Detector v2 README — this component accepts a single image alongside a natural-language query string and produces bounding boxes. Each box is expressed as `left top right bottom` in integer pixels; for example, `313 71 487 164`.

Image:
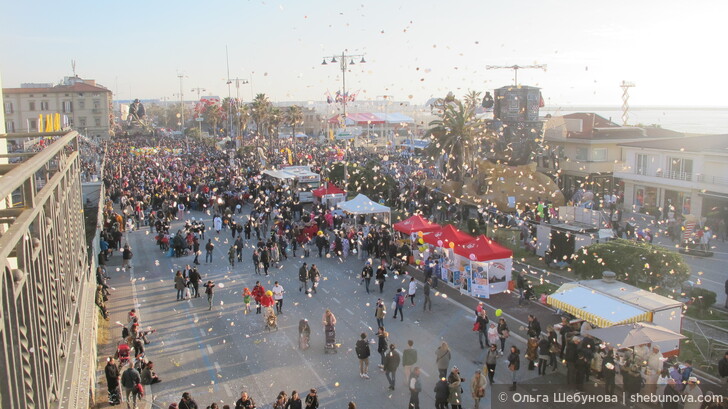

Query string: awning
337 194 390 215
312 184 346 198
372 112 415 124
422 224 474 247
547 284 652 328
393 215 441 234
454 234 512 262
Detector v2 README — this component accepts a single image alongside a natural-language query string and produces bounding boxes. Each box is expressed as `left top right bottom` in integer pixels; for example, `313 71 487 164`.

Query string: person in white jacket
408 277 417 306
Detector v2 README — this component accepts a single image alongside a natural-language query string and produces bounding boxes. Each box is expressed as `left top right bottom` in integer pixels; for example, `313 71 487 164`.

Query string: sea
541 106 728 135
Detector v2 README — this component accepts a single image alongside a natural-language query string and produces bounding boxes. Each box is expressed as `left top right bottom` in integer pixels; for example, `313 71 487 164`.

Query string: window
634 185 658 208
592 148 607 161
575 147 588 161
62 101 73 113
29 101 36 111
79 117 87 127
40 101 49 111
78 99 85 109
3 101 13 114
94 117 101 127
636 153 648 175
667 157 693 181
93 100 101 110
5 120 15 132
29 119 37 130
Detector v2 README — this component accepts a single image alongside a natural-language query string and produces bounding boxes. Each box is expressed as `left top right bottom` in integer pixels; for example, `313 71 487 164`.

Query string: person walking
355 332 371 379
434 376 449 409
122 244 133 270
392 288 405 321
121 364 141 409
205 239 214 263
516 271 527 305
408 366 422 409
298 263 309 293
436 341 452 379
304 389 319 409
484 344 499 385
407 277 417 306
174 271 186 301
718 350 728 381
228 246 236 267
447 367 463 409
375 263 387 293
234 391 255 409
537 335 550 375
204 280 215 310
272 281 285 314
526 315 541 338
284 391 301 409
178 392 199 409
377 327 389 370
308 264 320 294
192 238 201 265
105 357 121 404
375 299 386 328
384 343 401 390
361 261 373 294
476 310 489 349
252 281 265 314
471 369 487 409
508 345 520 391
260 247 270 276
252 250 261 275
188 267 201 298
423 278 432 312
402 339 418 386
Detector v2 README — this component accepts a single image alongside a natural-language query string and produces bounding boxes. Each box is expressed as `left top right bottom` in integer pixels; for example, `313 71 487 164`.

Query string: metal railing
0 130 95 409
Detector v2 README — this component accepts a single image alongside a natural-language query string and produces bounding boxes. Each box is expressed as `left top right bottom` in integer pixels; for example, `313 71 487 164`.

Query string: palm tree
425 93 481 182
250 93 272 148
202 101 223 136
236 103 250 139
284 105 304 164
464 90 482 112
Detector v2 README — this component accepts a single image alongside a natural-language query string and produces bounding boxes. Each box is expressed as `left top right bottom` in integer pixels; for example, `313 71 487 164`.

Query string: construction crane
485 64 547 86
620 80 635 126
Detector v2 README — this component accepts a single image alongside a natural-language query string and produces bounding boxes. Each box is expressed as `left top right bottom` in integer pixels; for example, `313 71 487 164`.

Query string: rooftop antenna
620 80 635 126
71 60 77 77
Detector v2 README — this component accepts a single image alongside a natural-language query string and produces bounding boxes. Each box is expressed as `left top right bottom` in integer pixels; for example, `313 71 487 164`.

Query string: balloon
449 242 456 249
418 238 424 244
415 259 421 265
419 246 427 252
469 253 476 261
495 309 503 317
417 231 423 238
437 240 443 247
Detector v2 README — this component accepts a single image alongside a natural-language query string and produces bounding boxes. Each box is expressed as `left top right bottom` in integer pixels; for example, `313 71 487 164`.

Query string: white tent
337 194 390 223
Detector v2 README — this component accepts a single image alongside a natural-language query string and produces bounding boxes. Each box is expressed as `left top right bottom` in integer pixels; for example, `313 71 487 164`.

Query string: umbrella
584 322 686 349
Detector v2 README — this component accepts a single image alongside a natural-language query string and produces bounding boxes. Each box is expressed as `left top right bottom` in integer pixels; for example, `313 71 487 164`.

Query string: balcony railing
615 164 728 187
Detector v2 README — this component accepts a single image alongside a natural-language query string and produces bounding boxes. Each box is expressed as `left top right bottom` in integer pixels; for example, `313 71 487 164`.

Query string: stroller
264 307 278 331
299 319 311 350
115 342 131 369
324 324 337 354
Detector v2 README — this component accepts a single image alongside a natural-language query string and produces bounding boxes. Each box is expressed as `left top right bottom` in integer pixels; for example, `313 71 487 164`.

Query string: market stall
337 194 391 224
312 184 347 208
547 273 683 355
393 215 441 235
452 235 513 298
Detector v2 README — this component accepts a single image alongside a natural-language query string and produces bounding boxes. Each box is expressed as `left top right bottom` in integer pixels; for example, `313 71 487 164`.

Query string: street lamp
322 51 366 189
191 87 206 135
177 74 189 153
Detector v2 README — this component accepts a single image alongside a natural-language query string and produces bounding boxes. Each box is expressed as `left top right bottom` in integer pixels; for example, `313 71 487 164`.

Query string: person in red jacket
251 281 265 314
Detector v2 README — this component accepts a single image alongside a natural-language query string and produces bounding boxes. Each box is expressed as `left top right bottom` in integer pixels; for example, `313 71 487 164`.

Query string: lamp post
227 77 249 143
377 95 394 148
191 87 206 135
177 74 188 153
321 51 366 190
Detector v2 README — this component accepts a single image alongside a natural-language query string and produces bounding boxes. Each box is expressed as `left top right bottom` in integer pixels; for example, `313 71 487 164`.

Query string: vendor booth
313 184 346 208
452 235 513 298
415 225 474 288
535 206 615 260
337 194 391 224
393 215 440 235
547 272 683 355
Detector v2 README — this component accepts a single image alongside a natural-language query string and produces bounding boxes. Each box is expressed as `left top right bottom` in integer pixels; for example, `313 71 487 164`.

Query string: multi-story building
3 76 113 139
614 134 728 221
539 113 682 200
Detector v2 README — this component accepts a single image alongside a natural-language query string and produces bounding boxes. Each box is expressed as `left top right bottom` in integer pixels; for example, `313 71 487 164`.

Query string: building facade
539 113 682 201
614 134 728 221
3 76 114 139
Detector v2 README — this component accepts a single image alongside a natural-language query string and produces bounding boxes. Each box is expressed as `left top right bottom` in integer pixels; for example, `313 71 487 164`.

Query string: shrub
686 287 717 312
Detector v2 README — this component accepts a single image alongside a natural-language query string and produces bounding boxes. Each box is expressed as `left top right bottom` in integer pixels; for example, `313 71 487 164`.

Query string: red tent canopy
422 225 474 247
454 235 513 262
393 215 441 234
312 184 346 198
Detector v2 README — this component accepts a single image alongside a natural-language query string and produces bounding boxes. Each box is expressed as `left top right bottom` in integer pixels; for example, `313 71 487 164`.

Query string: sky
1 0 726 107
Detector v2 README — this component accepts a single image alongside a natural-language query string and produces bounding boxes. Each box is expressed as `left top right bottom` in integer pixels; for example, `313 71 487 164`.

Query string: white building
614 134 728 220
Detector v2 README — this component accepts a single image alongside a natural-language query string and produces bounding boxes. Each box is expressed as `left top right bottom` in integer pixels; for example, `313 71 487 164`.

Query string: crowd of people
91 133 725 409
